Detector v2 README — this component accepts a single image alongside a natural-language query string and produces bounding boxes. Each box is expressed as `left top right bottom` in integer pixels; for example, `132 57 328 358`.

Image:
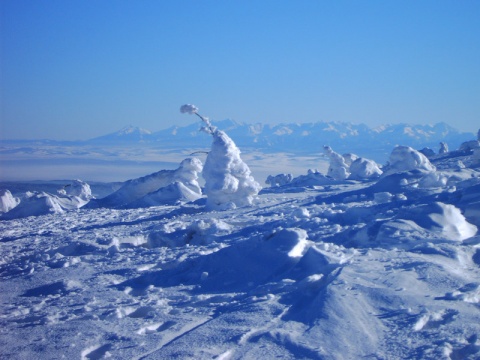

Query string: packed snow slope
1 145 480 359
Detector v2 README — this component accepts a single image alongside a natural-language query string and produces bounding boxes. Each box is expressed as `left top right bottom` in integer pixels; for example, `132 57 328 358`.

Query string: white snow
324 145 350 180
87 157 203 208
1 125 480 359
382 145 436 176
0 189 19 213
203 129 261 210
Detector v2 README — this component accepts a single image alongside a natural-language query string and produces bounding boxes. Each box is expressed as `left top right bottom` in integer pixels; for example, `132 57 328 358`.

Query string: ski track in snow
2 149 480 359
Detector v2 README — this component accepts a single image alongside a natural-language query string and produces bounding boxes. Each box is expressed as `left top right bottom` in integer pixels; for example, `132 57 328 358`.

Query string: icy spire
180 104 261 210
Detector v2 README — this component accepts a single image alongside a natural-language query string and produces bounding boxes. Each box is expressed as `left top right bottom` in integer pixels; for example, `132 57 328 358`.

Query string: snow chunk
203 129 261 210
0 189 20 213
383 146 436 176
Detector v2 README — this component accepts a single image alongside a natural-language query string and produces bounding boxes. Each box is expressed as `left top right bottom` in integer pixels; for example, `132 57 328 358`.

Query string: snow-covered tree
382 145 436 176
181 104 261 210
439 142 449 154
323 146 350 180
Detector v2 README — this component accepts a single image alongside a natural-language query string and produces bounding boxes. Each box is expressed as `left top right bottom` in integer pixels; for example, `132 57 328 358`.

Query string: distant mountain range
86 120 475 162
2 121 475 163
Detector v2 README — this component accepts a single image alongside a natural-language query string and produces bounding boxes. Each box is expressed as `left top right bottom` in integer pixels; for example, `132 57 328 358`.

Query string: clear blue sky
1 0 479 140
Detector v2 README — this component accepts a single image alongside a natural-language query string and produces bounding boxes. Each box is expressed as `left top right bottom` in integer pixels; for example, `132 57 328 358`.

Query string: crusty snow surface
2 149 480 359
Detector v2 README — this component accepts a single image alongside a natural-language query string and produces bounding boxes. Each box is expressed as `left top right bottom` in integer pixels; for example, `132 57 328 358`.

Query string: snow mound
203 130 261 210
383 145 436 176
57 179 93 205
265 173 293 187
348 157 383 180
1 180 94 219
291 169 338 186
0 189 20 213
459 140 479 152
1 192 65 219
397 202 477 241
89 158 203 208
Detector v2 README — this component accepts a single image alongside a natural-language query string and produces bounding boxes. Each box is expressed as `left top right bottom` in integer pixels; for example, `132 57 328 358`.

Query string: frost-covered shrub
57 179 93 204
203 128 261 210
382 146 436 176
439 142 449 154
181 104 261 210
0 189 20 213
266 173 293 187
348 158 383 180
89 157 203 208
342 153 359 167
290 169 335 186
323 146 350 180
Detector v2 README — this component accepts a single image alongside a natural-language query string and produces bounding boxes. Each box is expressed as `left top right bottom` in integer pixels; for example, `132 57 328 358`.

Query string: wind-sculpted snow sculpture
439 142 449 154
181 104 261 210
87 157 203 208
382 145 436 176
348 157 383 180
0 189 20 213
323 146 350 180
265 173 293 187
57 179 93 205
1 180 94 219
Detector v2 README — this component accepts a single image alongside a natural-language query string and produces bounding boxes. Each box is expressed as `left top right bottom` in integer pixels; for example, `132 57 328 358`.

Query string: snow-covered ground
1 133 480 359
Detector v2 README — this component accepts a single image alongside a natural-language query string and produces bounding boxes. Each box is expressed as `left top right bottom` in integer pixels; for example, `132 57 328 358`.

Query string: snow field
1 125 480 358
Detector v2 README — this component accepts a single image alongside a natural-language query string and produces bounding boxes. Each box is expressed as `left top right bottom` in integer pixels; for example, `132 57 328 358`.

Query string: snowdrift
1 180 92 220
1 127 480 359
86 157 203 209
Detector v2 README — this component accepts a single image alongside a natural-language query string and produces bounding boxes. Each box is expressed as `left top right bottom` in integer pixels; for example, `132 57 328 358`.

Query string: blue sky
1 0 479 140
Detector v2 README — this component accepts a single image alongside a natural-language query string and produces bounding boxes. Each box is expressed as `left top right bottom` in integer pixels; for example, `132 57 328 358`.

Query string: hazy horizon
1 1 479 141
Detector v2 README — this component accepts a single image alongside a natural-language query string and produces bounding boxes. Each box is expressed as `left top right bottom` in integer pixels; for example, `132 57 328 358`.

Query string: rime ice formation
128 158 203 207
439 142 449 154
382 145 436 176
1 180 94 219
88 158 203 208
265 173 293 187
0 189 19 213
342 153 359 167
57 179 93 205
323 145 350 180
203 129 261 210
348 157 383 180
180 104 261 210
1 192 66 219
